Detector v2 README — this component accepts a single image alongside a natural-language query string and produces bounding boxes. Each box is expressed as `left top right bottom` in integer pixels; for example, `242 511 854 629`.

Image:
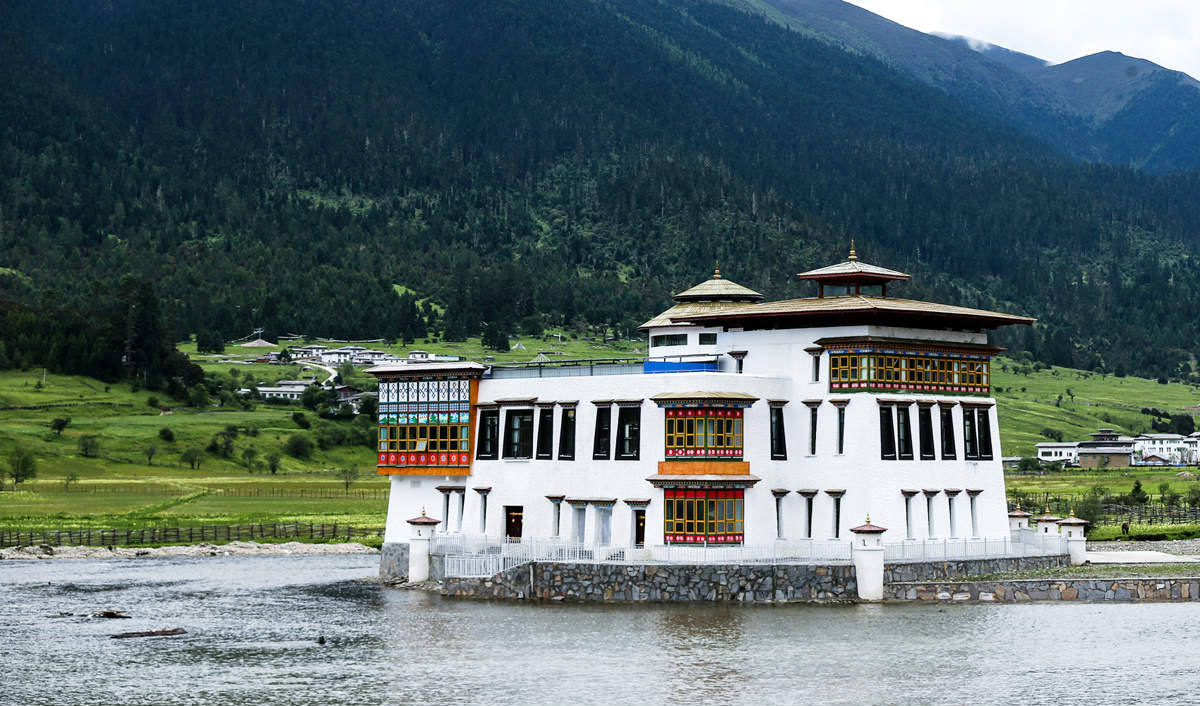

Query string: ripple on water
1 556 1197 706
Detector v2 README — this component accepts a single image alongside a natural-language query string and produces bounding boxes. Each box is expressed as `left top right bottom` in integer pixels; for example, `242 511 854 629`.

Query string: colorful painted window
664 408 744 458
663 489 744 544
827 353 990 393
376 378 472 468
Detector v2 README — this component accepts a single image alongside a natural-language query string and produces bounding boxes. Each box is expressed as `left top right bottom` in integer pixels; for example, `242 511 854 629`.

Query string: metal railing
439 536 854 577
439 531 1069 578
882 532 1068 563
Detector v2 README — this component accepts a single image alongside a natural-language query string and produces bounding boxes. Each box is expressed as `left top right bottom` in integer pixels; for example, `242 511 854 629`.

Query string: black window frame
592 406 611 460
769 406 788 460
896 404 914 460
965 407 993 460
811 353 821 383
557 407 576 460
476 409 500 460
615 406 641 460
939 406 957 460
917 405 935 460
808 405 818 455
698 333 718 345
836 405 846 455
503 409 534 459
536 407 554 459
879 406 897 460
650 334 687 348
963 407 979 460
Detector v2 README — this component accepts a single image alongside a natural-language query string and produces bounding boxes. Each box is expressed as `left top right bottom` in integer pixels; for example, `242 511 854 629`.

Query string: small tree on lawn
7 447 37 490
63 470 79 492
159 427 175 442
335 466 359 491
50 417 71 435
266 451 282 474
242 447 259 471
78 435 100 458
143 442 158 466
180 447 205 470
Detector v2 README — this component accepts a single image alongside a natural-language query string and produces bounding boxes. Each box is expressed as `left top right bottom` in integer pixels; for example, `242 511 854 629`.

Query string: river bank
0 540 378 561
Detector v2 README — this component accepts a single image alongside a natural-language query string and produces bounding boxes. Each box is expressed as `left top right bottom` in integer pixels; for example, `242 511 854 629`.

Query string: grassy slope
992 358 1199 457
3 353 1197 532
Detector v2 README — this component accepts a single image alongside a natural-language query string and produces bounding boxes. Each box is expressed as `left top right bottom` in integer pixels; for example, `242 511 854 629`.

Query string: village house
369 250 1034 553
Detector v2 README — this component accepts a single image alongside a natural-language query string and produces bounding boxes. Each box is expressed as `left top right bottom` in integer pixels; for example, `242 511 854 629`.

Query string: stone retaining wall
889 577 1200 602
442 562 857 602
379 542 409 582
884 555 1069 583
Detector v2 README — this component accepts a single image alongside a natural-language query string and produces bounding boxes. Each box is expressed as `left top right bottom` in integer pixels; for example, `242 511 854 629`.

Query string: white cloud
844 0 1200 77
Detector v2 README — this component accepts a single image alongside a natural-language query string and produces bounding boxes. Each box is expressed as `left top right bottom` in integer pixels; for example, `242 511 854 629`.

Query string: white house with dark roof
369 249 1035 567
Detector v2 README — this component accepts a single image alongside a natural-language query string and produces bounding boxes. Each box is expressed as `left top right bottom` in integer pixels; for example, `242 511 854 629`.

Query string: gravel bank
1088 539 1200 556
0 541 379 561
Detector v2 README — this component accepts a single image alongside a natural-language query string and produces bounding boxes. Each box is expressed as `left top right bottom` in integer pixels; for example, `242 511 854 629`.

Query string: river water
1 554 1197 705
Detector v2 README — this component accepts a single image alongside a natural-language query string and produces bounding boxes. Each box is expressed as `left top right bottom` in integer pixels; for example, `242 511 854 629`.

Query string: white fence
438 536 854 578
882 532 1068 563
438 531 1069 578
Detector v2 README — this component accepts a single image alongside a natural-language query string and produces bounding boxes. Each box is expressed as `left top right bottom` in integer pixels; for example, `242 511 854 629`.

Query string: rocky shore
0 541 378 561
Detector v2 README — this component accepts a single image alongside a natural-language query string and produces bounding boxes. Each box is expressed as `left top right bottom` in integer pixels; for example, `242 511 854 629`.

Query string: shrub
50 417 71 435
147 396 159 408
158 427 175 442
1039 427 1063 442
285 434 314 460
292 412 311 429
77 435 100 458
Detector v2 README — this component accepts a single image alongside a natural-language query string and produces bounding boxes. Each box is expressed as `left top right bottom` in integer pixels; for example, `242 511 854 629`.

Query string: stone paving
1088 539 1200 556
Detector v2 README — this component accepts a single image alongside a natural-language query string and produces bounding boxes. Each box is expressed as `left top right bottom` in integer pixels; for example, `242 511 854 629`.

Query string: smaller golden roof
639 300 749 330
672 269 764 303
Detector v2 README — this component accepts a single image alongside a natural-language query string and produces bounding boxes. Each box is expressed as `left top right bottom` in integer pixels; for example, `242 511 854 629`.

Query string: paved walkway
1085 550 1199 564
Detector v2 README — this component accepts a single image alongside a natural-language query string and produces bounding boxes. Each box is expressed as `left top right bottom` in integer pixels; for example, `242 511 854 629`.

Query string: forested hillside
2 0 1200 381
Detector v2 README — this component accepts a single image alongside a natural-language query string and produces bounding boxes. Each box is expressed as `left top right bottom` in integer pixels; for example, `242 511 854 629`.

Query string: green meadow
2 350 1199 538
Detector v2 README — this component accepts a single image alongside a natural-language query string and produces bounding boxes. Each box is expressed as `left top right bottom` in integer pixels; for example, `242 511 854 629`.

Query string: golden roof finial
1015 503 1022 511
713 261 722 279
421 506 426 516
848 240 858 261
865 514 871 524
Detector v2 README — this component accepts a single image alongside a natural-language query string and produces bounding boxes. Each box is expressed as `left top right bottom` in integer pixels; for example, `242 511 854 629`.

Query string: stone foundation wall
379 542 409 582
442 562 857 602
884 555 1069 583
889 577 1200 602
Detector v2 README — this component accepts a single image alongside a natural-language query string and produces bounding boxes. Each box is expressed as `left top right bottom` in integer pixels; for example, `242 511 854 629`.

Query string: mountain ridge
2 0 1200 382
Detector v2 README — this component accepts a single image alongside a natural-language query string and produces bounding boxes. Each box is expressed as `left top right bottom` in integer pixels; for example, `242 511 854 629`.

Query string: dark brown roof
673 295 1034 330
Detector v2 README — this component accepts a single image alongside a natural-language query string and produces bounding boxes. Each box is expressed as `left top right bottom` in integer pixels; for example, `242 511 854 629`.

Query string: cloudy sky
843 1 1200 78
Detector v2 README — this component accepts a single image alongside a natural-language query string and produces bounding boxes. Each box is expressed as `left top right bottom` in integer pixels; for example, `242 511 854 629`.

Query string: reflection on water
1 555 1197 705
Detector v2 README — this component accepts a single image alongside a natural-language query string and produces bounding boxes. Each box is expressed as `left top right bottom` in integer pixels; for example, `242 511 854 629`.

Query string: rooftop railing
486 355 721 379
439 531 1068 578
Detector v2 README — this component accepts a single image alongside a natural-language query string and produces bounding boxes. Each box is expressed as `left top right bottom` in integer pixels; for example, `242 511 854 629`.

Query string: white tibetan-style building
369 250 1033 556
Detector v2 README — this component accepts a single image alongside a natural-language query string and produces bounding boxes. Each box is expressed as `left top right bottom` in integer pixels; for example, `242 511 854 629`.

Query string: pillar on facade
1032 507 1063 535
1057 511 1090 565
850 516 887 602
1008 504 1031 531
406 510 441 583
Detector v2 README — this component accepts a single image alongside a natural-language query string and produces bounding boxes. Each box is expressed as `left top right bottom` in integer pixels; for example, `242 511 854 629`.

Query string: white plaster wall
382 323 1013 547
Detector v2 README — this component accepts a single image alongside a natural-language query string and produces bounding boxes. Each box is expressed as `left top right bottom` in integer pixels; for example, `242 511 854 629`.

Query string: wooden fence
0 522 383 549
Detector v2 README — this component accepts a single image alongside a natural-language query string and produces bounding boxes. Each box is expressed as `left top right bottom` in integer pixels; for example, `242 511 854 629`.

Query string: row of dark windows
879 404 993 461
476 406 640 461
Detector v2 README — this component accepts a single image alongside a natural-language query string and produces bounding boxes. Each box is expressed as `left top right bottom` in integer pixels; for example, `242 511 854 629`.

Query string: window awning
645 474 761 488
650 391 759 408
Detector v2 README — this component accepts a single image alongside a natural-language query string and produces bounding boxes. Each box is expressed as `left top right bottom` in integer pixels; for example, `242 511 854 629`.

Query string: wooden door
505 506 523 540
634 509 646 547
